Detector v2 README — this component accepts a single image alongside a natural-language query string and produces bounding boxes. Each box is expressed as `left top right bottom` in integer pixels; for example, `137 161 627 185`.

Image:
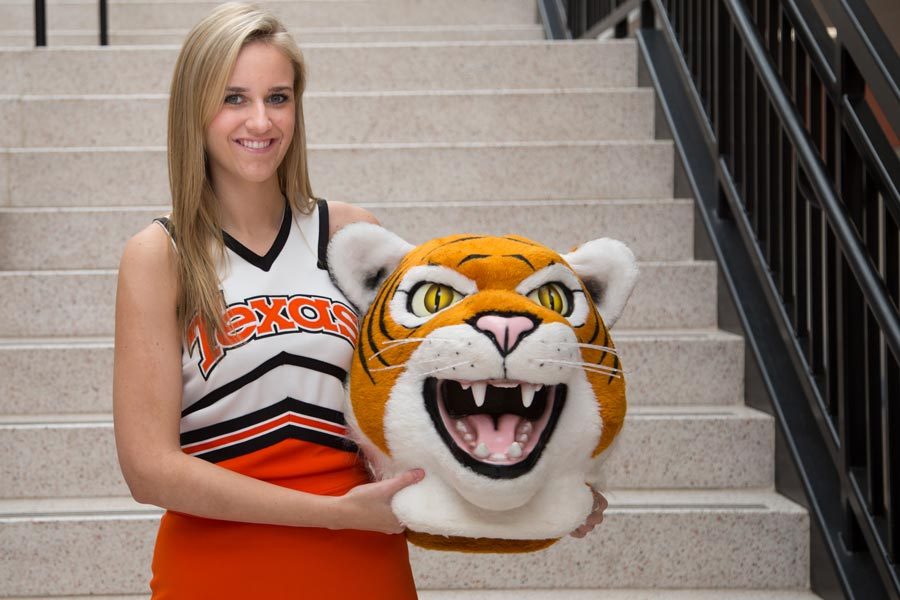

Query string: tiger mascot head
329 224 638 553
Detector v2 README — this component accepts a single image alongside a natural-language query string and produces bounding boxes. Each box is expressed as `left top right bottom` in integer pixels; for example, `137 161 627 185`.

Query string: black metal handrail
34 0 109 46
539 0 900 597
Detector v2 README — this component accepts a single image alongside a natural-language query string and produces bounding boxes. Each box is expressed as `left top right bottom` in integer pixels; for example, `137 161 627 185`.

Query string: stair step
0 490 809 595
0 330 743 415
0 41 638 95
0 88 655 147
0 593 823 600
0 141 673 207
0 405 772 498
0 199 692 270
0 261 716 337
0 0 538 32
0 24 546 46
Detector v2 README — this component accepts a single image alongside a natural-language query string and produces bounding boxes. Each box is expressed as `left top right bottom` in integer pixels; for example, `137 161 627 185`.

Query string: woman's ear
327 223 414 314
563 238 639 329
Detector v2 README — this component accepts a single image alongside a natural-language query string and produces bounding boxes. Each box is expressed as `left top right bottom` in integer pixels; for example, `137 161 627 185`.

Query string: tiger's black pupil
425 284 451 312
539 284 564 313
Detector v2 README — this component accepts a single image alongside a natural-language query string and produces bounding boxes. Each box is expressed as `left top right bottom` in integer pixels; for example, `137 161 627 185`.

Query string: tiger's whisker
532 358 627 376
368 356 452 372
367 337 464 362
417 361 473 378
551 342 619 354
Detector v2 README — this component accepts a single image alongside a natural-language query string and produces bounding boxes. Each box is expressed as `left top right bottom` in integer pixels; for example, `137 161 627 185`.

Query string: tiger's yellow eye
410 283 462 317
528 283 571 315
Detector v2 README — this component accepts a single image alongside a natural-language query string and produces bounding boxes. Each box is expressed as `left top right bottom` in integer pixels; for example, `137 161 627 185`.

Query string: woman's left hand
570 487 608 538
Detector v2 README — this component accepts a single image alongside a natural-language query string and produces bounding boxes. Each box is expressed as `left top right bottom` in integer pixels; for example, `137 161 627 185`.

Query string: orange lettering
332 303 359 346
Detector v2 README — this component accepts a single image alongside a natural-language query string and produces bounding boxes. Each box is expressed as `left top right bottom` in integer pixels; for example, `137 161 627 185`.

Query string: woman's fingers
570 487 608 538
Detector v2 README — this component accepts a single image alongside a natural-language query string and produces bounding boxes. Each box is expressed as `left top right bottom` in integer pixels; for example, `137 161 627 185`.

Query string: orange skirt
149 442 417 599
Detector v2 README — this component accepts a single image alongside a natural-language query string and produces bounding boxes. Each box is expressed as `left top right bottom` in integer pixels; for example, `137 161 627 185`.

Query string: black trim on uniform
181 351 347 418
316 198 329 271
195 424 358 463
153 216 175 241
181 396 347 445
221 201 291 272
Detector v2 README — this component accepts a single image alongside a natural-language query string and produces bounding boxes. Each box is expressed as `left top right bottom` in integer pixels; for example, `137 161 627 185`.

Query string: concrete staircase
0 0 821 597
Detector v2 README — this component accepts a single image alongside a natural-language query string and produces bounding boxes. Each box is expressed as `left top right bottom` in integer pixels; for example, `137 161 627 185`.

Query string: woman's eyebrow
224 86 292 92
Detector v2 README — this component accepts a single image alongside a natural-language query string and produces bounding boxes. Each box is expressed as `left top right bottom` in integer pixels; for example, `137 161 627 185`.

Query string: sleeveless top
154 199 362 484
149 200 418 600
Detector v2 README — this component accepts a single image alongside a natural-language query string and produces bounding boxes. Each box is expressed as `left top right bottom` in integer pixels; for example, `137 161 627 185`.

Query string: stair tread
0 488 805 519
0 404 771 426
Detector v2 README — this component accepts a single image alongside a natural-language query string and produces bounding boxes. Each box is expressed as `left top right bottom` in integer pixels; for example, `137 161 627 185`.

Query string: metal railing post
35 0 47 46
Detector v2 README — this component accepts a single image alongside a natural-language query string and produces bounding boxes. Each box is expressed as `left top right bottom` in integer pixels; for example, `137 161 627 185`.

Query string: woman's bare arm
113 223 421 533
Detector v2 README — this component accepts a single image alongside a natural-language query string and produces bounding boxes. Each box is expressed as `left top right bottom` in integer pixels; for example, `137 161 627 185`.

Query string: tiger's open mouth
424 377 567 479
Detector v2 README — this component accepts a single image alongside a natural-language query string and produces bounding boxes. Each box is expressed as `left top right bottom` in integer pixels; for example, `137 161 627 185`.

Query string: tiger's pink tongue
466 414 521 454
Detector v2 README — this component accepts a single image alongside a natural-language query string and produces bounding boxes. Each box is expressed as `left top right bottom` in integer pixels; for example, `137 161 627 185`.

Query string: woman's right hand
334 468 425 534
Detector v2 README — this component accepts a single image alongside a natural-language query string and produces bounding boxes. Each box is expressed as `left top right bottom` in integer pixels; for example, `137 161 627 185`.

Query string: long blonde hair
168 2 314 338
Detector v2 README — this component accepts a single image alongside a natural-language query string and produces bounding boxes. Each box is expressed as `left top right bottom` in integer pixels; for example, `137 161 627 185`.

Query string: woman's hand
334 469 425 534
570 486 608 538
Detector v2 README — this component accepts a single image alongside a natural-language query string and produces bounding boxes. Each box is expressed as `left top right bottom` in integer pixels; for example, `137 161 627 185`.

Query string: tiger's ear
563 238 639 329
328 222 415 314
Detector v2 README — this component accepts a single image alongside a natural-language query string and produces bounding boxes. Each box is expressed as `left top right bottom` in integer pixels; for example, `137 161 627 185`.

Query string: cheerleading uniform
148 200 417 599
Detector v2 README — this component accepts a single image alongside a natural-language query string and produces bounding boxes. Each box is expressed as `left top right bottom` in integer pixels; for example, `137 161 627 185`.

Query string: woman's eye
269 93 290 104
409 283 463 317
224 94 243 105
528 283 571 316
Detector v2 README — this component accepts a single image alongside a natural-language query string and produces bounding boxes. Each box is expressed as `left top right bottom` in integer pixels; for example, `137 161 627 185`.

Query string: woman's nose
245 101 271 132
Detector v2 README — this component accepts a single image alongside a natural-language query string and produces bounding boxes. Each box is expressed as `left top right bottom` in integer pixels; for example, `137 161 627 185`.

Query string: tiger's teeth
474 443 490 458
471 382 487 407
489 453 507 461
460 382 471 391
517 434 529 443
455 420 469 433
507 442 523 458
521 383 537 408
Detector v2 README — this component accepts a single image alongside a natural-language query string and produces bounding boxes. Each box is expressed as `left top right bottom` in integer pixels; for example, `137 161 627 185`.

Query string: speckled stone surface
0 199 691 269
15 95 166 148
0 42 637 95
0 150 8 207
0 207 164 270
0 0 537 31
0 24 546 47
616 262 717 329
0 271 116 337
308 142 673 205
8 89 654 147
602 405 773 488
0 261 711 336
0 97 20 147
0 405 771 497
4 142 673 206
616 330 744 406
0 330 742 414
408 490 809 590
0 340 113 414
0 491 808 595
7 148 170 206
0 418 124 498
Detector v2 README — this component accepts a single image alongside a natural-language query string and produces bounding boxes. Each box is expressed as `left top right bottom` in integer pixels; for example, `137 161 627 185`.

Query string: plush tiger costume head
329 224 638 553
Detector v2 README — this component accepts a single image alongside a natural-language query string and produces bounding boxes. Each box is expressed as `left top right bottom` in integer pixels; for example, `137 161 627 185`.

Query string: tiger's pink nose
474 314 536 355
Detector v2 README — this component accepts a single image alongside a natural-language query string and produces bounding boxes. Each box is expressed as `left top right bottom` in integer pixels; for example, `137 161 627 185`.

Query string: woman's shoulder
119 221 177 282
325 200 379 240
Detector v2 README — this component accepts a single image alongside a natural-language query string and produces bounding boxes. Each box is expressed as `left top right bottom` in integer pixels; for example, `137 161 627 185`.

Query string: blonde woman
113 4 422 597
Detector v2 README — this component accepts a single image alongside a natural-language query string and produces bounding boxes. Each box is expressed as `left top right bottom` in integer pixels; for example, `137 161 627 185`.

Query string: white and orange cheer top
148 200 416 600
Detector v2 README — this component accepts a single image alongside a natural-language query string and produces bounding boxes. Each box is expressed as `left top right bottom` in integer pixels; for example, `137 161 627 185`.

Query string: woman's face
205 41 295 191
